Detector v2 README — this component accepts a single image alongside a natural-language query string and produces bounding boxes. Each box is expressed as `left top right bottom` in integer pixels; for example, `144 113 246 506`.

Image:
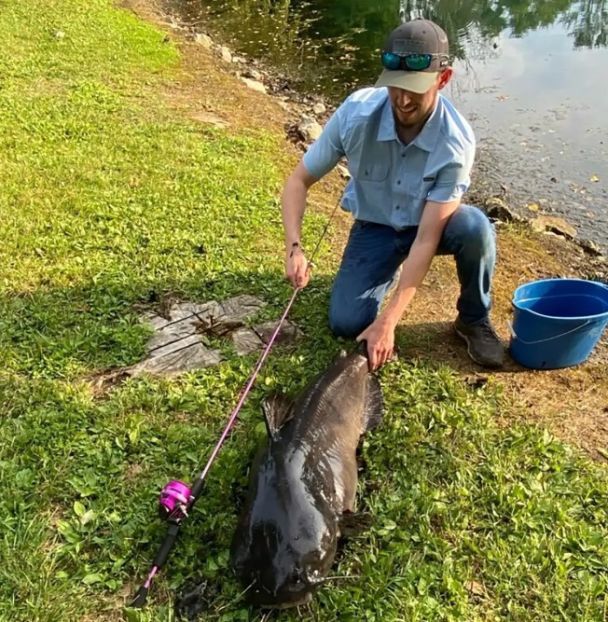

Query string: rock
484 197 521 222
219 46 232 63
194 33 213 49
240 77 267 94
298 115 323 142
146 333 207 360
244 68 263 81
232 328 264 356
254 320 301 345
232 320 300 356
140 311 170 332
159 295 265 335
578 238 603 257
191 111 228 129
530 215 577 239
232 56 247 64
196 295 266 336
312 102 326 115
145 316 201 353
130 342 221 377
130 295 267 378
167 301 218 322
337 164 351 180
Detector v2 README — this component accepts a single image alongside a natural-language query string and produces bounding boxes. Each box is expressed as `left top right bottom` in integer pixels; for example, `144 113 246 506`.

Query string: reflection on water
166 0 608 247
167 0 607 98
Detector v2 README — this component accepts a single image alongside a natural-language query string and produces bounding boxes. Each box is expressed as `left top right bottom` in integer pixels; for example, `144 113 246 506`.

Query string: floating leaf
590 175 599 182
527 203 540 212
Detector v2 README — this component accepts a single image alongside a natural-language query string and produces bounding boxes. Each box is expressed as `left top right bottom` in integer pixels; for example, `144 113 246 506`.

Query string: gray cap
376 19 450 94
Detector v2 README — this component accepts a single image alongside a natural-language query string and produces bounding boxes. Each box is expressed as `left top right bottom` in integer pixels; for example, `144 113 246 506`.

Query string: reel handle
158 480 192 522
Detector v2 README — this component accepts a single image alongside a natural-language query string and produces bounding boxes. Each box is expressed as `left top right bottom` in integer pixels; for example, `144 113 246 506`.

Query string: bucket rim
512 278 608 322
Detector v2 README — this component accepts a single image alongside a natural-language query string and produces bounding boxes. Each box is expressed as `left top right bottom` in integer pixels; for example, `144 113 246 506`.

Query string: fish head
231 453 339 608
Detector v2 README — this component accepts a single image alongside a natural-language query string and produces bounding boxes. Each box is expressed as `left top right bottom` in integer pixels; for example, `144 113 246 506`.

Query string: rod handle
130 585 149 609
130 523 181 609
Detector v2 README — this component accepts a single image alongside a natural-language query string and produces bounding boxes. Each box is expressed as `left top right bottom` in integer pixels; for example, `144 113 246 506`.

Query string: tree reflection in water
165 0 607 99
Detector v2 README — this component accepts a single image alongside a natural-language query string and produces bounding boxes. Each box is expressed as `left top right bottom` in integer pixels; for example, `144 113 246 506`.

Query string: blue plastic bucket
510 278 608 369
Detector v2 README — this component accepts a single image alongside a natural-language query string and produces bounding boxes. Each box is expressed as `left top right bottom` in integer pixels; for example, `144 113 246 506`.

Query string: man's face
388 69 452 129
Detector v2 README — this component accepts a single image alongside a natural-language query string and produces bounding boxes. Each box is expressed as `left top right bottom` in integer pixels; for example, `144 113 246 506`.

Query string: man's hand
285 244 310 289
357 316 396 371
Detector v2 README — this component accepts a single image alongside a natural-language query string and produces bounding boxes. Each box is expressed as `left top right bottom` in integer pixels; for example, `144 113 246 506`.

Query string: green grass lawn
1 2 607 621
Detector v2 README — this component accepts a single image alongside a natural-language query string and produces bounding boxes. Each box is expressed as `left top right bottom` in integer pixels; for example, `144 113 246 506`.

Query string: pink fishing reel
159 480 192 522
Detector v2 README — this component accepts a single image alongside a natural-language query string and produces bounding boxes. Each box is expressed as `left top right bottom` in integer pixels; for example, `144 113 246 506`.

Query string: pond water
167 0 608 250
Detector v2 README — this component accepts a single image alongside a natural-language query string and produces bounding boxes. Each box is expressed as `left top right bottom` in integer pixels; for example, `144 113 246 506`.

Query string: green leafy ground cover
0 2 607 621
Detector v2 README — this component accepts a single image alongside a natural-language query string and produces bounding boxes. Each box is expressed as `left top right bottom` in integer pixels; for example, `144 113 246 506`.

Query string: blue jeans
329 204 496 337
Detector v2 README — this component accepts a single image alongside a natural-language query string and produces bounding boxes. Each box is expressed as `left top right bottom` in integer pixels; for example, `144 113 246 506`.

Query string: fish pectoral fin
363 375 384 432
338 510 373 538
261 392 295 441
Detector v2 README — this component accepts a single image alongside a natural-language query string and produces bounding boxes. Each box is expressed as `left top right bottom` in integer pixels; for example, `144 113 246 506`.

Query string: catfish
230 345 383 608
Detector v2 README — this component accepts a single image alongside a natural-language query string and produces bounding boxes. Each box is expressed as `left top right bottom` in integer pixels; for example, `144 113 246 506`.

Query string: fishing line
130 200 341 608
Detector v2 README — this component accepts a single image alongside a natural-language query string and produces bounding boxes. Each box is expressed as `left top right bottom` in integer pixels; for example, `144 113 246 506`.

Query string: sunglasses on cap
381 51 449 72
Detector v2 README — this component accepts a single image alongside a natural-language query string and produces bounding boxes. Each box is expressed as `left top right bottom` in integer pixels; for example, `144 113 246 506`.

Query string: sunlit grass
1 2 607 622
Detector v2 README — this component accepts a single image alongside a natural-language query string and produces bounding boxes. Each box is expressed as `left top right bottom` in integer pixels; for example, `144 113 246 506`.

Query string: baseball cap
375 19 450 94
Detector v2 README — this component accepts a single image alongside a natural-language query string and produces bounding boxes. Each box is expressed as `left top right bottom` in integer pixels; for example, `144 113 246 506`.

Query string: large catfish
230 344 383 608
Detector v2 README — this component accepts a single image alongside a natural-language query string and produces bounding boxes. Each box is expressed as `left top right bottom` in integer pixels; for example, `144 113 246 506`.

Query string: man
281 18 504 370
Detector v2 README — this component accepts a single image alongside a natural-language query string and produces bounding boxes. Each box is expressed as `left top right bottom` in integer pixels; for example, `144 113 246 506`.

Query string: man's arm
281 161 319 288
281 104 346 288
357 198 460 369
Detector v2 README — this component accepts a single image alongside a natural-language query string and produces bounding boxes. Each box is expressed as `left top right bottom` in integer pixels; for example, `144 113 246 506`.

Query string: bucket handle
507 320 593 345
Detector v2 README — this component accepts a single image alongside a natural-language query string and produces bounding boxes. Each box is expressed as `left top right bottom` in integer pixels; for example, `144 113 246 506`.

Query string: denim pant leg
329 221 410 338
438 204 496 324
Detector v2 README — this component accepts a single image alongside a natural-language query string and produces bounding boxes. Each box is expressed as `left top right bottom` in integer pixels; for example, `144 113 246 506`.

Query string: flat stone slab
128 295 290 378
129 341 221 377
232 320 301 356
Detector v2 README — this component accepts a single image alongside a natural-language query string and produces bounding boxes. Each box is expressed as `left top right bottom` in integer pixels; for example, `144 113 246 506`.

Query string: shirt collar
377 93 444 152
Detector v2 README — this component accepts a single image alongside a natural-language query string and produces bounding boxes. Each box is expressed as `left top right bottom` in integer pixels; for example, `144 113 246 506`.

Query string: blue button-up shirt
303 87 475 230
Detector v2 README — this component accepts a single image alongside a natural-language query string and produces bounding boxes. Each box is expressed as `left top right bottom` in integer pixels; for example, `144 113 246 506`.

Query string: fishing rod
130 202 340 608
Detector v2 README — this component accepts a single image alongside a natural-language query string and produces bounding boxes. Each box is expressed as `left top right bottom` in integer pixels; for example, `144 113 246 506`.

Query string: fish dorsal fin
364 375 384 432
261 393 294 442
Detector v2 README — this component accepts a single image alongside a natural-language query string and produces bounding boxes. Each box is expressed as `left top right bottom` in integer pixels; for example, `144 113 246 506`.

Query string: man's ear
437 67 453 90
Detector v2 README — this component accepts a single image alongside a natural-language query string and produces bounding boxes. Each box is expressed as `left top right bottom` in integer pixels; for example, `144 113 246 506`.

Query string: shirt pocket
356 162 389 183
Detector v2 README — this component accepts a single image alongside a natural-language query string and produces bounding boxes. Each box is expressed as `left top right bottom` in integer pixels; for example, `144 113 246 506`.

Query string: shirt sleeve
427 139 476 203
302 107 345 180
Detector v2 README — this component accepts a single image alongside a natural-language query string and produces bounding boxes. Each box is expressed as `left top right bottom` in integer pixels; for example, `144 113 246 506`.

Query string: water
166 0 608 249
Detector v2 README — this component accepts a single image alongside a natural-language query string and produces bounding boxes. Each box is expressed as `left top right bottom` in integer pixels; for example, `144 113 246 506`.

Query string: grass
0 1 607 621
